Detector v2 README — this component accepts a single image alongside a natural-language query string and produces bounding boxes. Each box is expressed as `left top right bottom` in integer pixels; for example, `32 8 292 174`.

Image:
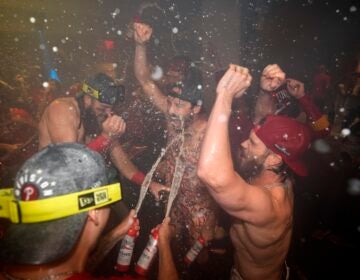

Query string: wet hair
166 55 191 76
267 160 292 183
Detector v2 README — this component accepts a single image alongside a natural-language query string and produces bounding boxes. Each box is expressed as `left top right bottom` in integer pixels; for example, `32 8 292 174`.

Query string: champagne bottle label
185 237 205 264
137 236 158 269
117 234 135 266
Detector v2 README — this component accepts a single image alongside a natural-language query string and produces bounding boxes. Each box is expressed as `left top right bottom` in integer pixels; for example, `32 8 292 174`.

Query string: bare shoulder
46 97 79 119
268 182 294 214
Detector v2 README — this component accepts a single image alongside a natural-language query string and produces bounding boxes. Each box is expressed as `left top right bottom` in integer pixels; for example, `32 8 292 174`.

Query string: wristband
131 171 145 185
298 94 322 121
87 135 111 153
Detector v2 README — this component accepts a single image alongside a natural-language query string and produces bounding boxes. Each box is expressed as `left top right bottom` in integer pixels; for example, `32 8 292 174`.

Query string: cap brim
283 158 308 177
0 213 86 265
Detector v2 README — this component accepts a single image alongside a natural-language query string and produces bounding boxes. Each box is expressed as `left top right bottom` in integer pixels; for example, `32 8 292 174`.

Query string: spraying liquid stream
134 118 185 214
165 118 186 217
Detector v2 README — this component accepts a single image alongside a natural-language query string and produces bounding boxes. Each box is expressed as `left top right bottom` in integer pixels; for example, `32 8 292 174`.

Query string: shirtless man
198 65 312 279
133 22 218 246
38 72 125 151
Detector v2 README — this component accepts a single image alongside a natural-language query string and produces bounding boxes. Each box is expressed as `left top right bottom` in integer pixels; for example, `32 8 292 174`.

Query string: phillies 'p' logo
21 184 39 201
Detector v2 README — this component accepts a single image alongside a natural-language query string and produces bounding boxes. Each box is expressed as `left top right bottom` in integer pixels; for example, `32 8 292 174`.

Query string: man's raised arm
133 22 168 113
198 65 275 222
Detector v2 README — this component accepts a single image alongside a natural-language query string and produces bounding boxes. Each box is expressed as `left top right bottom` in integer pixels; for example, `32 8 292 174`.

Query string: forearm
110 144 145 185
198 94 234 190
134 43 151 85
298 94 330 136
158 242 179 280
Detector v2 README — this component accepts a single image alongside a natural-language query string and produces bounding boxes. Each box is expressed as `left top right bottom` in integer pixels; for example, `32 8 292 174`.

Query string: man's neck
248 168 282 187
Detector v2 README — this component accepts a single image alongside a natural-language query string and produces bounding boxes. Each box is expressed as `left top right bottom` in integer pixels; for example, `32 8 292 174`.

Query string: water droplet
347 178 360 195
42 81 49 88
29 17 36 23
151 65 164 81
313 139 331 154
341 128 351 137
349 6 357 12
52 46 58 52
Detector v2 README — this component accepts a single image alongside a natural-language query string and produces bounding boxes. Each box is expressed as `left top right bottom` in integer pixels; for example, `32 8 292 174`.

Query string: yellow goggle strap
0 183 121 224
82 82 100 100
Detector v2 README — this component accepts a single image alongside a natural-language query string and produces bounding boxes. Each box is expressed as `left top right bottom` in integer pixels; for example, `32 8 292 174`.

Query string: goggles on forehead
82 82 101 100
82 82 125 105
0 183 121 224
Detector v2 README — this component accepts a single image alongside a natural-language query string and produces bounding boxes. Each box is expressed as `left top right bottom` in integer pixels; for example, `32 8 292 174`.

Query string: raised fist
286 78 305 99
260 64 286 92
102 115 126 138
133 22 153 44
216 64 252 99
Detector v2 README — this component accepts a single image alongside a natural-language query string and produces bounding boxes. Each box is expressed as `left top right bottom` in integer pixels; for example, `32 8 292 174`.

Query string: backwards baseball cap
0 143 122 264
167 67 204 106
254 115 312 176
82 73 125 106
134 5 165 29
166 55 191 76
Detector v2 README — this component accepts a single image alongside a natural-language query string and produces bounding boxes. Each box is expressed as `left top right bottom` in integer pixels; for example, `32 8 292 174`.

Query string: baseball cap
82 73 125 105
134 5 165 29
167 67 204 106
166 55 191 76
0 143 120 265
254 115 312 176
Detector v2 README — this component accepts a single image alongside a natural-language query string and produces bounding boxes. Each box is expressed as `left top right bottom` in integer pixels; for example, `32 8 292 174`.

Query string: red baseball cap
254 115 312 176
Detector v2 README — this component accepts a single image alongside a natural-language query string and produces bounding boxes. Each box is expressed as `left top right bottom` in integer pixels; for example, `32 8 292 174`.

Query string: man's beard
169 113 193 132
236 150 268 182
83 108 102 134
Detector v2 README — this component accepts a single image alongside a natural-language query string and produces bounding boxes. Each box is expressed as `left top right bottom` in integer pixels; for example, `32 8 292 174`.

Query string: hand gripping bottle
135 228 159 276
115 221 139 272
184 235 206 264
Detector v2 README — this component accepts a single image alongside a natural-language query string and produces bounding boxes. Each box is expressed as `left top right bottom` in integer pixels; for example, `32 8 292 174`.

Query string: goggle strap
0 183 121 224
82 82 100 100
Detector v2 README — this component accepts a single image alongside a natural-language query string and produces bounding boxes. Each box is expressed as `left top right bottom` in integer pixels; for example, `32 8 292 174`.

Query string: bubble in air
313 139 331 154
341 128 351 137
347 178 360 195
151 65 164 81
349 6 357 12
